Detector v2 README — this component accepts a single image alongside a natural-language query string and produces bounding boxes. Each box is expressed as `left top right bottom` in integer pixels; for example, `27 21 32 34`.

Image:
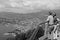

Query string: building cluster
0 17 41 26
0 17 20 25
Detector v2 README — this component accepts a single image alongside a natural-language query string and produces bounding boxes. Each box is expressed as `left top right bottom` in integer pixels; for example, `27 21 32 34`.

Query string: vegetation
0 12 47 40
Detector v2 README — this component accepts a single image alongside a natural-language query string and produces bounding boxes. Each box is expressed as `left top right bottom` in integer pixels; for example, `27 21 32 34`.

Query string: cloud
0 4 5 8
0 0 60 13
8 0 60 10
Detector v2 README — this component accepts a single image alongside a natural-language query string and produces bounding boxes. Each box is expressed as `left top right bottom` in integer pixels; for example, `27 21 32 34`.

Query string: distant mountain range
0 9 60 20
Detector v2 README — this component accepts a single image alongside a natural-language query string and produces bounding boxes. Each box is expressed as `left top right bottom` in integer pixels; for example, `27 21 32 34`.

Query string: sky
0 0 60 13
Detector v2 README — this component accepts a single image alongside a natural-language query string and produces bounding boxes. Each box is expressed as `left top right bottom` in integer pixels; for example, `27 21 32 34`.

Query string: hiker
44 11 55 40
46 11 54 35
52 13 60 40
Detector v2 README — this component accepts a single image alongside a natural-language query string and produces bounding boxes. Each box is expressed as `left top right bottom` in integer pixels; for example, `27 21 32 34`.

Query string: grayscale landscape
0 0 60 40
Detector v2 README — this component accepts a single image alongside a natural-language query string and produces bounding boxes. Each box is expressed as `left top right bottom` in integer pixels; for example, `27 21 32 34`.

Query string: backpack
53 16 58 25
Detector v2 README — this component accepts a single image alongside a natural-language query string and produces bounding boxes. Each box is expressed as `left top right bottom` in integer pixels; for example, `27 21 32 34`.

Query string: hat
49 11 53 15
